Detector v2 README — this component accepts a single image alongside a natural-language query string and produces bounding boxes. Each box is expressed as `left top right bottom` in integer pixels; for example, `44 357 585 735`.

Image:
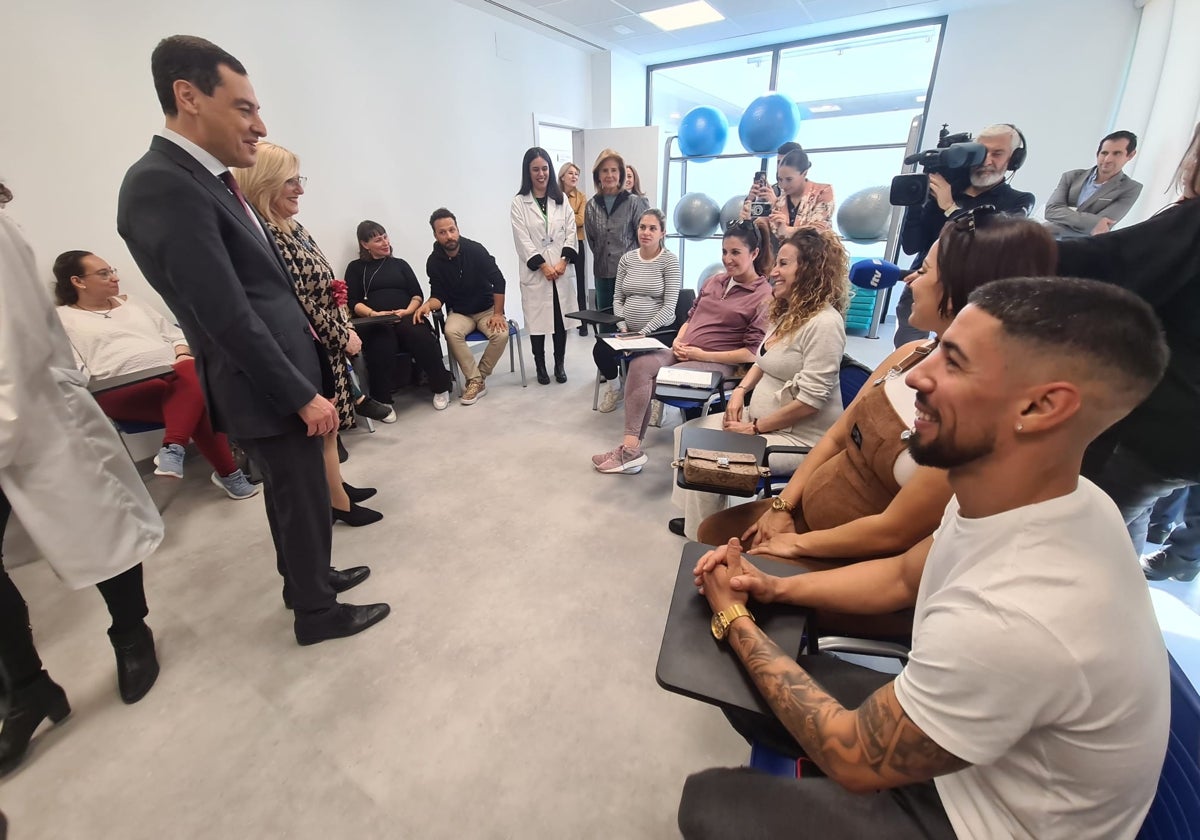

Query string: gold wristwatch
771 496 795 513
711 604 755 640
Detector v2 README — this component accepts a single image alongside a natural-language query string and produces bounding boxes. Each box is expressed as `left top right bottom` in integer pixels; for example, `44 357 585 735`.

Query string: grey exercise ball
697 262 725 286
674 192 722 241
720 195 745 232
836 186 893 243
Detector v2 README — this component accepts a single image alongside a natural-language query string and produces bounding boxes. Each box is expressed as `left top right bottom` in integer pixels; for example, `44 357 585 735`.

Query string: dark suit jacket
1044 167 1143 237
117 136 331 439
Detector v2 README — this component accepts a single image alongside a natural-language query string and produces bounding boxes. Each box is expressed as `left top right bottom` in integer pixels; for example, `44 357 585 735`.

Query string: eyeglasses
79 268 119 280
285 176 308 188
950 204 1000 234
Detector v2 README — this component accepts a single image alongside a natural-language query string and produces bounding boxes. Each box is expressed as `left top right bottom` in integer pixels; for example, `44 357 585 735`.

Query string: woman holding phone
593 209 681 413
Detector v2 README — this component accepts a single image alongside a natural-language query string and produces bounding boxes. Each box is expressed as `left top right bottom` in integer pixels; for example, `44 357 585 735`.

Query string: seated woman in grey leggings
590 219 774 475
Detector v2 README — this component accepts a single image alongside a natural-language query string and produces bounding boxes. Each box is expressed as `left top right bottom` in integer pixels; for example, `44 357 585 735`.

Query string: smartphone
753 170 768 187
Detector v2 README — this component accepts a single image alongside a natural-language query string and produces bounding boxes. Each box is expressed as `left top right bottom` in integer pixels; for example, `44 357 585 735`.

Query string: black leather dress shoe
283 566 371 608
109 624 159 704
0 671 70 777
294 603 391 646
668 518 686 537
342 482 377 503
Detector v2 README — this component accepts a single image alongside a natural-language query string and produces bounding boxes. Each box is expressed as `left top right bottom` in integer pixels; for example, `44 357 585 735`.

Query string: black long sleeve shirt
345 256 424 312
425 237 507 315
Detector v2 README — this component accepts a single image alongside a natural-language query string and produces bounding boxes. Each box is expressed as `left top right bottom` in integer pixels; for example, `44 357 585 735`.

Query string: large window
648 21 944 285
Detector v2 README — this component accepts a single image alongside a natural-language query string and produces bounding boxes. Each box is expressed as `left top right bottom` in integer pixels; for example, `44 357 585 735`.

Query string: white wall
925 0 1140 219
0 0 593 326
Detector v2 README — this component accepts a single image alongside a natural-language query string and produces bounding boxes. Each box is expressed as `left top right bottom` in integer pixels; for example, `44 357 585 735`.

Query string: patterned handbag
673 448 769 494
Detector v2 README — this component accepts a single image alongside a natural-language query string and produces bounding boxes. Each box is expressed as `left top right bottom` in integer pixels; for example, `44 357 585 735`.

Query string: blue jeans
1090 445 1196 555
1156 488 1200 562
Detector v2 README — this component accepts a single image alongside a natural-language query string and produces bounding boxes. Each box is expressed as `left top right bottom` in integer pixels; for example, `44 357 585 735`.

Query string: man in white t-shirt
679 276 1171 840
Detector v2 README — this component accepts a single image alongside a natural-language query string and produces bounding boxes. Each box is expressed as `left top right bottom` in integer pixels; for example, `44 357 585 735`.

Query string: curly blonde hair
769 228 849 337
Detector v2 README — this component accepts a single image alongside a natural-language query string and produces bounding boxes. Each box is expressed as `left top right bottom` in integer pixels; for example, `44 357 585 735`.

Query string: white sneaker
597 388 621 413
433 391 451 411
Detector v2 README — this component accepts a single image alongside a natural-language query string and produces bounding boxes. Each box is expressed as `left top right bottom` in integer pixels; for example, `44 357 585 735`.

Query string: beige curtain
1114 0 1200 223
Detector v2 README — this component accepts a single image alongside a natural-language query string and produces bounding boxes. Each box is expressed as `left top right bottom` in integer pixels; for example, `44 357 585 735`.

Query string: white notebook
601 335 670 352
656 367 717 389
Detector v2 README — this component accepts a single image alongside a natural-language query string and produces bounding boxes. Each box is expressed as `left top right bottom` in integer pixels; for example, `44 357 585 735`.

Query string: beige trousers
444 309 509 382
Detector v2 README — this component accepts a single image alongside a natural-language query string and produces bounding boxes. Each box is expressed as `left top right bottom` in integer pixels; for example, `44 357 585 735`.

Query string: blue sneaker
211 469 260 500
153 444 186 478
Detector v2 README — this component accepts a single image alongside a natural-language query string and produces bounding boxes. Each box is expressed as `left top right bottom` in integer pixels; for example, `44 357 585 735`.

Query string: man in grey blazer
118 36 389 645
1044 131 1142 238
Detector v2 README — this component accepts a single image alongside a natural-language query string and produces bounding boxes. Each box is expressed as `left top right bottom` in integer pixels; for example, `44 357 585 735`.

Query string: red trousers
95 358 237 476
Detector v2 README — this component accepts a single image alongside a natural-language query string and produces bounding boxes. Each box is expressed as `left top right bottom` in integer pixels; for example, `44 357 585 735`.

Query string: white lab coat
0 210 162 589
510 193 577 335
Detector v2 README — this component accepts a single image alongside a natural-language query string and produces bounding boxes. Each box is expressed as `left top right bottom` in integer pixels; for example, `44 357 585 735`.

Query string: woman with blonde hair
233 142 383 527
559 161 589 333
584 148 649 312
669 228 849 538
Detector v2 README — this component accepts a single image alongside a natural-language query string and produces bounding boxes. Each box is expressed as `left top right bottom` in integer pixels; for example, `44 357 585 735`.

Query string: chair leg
511 323 527 388
593 370 602 410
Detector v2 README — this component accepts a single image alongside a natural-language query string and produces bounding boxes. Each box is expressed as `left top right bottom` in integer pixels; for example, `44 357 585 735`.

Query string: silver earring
1016 423 1024 432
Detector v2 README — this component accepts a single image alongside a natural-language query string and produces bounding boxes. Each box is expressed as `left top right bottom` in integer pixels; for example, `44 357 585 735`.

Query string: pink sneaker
594 445 647 475
591 446 620 467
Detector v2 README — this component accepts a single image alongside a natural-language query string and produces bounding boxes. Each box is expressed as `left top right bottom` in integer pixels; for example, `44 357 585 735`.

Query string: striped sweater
613 248 681 335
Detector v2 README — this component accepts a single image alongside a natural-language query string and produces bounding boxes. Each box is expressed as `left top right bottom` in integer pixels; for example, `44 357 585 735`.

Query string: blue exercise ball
738 93 801 154
674 192 721 241
720 195 745 232
678 106 729 159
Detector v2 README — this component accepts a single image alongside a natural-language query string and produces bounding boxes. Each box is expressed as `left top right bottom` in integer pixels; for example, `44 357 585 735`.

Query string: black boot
553 358 568 383
110 623 159 704
0 671 70 776
534 355 551 385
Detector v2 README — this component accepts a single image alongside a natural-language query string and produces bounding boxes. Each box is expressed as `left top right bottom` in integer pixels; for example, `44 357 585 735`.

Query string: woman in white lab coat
510 147 578 384
0 184 163 776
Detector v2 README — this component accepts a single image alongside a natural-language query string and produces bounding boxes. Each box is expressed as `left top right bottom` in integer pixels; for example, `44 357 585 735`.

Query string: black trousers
678 654 955 840
0 490 148 689
573 242 587 311
358 318 451 401
238 431 336 613
593 337 622 380
530 284 567 363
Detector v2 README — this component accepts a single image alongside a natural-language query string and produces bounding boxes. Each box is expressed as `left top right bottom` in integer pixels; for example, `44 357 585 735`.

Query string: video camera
889 125 986 207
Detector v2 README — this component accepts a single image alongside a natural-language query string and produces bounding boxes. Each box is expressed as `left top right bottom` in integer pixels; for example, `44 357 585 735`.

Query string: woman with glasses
233 143 383 527
592 218 773 475
511 147 577 385
700 209 1058 574
559 161 589 334
53 251 258 501
669 228 849 539
743 148 834 250
344 220 453 410
585 148 650 313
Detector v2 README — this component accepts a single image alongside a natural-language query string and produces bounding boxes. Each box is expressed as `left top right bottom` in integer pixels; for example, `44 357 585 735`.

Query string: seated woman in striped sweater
593 209 681 413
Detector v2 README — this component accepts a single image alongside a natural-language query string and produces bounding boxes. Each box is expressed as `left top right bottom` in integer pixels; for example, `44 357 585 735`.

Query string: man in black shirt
894 124 1036 346
415 208 509 406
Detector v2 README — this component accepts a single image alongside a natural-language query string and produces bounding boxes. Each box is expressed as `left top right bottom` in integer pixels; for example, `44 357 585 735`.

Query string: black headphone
1004 123 1028 172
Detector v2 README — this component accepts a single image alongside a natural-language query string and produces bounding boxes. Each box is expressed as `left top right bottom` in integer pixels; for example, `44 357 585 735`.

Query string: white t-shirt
57 295 184 378
893 479 1169 840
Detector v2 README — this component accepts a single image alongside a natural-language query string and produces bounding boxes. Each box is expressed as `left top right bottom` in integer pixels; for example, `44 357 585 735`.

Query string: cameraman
894 124 1035 346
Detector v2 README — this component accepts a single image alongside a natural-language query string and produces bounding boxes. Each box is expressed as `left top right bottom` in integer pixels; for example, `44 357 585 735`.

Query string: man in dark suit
117 35 389 645
1044 130 1143 239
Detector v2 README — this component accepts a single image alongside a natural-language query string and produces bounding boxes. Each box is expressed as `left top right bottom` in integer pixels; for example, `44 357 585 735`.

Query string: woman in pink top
592 218 774 475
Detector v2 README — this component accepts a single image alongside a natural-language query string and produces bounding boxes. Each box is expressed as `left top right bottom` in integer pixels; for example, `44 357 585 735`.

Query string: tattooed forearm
728 621 967 791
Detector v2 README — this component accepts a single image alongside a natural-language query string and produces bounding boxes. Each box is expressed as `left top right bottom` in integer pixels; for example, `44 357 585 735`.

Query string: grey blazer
1044 167 1143 237
117 136 331 439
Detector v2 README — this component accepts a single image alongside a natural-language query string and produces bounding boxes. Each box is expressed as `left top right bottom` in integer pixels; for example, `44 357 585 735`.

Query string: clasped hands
722 391 754 435
671 341 707 362
540 259 569 281
693 537 777 614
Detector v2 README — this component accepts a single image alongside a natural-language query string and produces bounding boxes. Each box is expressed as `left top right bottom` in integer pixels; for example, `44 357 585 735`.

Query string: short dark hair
1098 130 1138 155
779 148 810 173
355 220 387 260
429 208 457 231
777 142 801 156
517 147 564 203
935 211 1057 318
51 250 93 306
151 35 247 117
969 276 1167 408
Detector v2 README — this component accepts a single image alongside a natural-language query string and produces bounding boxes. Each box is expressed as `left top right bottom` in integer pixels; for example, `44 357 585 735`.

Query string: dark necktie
219 171 261 231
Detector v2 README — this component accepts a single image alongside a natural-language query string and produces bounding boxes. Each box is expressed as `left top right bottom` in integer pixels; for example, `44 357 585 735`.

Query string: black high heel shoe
342 482 377 503
331 502 383 527
0 671 71 776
